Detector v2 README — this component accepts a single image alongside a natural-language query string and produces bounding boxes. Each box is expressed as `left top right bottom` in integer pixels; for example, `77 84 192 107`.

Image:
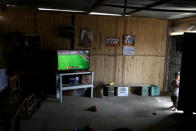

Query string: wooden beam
123 0 127 16
87 0 108 14
103 3 196 13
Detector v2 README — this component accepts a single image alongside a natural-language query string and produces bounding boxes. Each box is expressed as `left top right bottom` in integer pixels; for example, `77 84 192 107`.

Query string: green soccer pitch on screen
57 50 90 70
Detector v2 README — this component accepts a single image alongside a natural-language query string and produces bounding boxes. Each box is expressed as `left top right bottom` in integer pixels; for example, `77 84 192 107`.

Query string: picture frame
79 30 93 47
123 34 135 46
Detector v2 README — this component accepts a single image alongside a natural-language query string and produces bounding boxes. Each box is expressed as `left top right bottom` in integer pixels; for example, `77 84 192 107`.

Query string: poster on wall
106 38 120 47
123 34 135 46
123 46 134 56
79 30 93 47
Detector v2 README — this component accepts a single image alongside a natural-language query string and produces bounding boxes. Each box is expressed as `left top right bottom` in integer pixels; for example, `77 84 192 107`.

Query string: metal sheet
1 0 196 19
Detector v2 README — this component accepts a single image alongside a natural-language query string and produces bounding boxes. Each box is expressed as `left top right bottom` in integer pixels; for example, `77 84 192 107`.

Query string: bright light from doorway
170 32 184 36
170 31 196 36
176 110 183 113
175 111 196 115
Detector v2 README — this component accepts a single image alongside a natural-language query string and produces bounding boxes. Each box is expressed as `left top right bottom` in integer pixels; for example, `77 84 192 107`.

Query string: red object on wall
106 38 120 46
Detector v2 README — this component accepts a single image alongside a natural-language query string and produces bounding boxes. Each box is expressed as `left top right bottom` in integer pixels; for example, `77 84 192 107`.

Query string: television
57 50 90 71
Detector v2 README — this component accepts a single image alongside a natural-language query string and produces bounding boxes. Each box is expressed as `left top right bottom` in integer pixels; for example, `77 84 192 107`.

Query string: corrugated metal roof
1 0 196 19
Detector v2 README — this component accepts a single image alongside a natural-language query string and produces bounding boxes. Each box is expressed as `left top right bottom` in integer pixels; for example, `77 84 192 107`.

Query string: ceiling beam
102 3 196 13
123 0 127 16
126 0 174 14
86 0 108 14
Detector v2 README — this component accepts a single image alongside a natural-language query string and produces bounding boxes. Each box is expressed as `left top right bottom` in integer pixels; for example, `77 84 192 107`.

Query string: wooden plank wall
75 14 168 90
0 7 168 91
37 12 72 50
0 7 72 51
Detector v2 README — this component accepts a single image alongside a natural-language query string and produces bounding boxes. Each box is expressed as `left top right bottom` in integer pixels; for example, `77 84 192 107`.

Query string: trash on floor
152 112 157 115
87 105 98 112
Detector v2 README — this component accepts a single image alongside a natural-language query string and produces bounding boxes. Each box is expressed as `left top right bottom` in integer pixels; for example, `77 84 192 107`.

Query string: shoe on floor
169 106 174 109
171 107 177 111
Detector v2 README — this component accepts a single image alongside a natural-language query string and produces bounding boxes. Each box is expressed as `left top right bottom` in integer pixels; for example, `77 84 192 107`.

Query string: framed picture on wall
79 30 93 47
123 34 135 46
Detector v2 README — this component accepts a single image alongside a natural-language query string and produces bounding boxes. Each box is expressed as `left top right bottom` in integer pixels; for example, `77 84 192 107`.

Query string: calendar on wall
123 46 134 56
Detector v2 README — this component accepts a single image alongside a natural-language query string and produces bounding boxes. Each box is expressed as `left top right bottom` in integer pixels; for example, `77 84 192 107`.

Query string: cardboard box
115 86 129 96
81 75 91 84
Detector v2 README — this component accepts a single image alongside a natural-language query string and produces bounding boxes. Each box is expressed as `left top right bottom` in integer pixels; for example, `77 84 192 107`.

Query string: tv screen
57 50 90 71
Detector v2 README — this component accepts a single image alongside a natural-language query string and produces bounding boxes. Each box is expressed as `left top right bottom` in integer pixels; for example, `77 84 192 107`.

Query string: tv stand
56 71 94 102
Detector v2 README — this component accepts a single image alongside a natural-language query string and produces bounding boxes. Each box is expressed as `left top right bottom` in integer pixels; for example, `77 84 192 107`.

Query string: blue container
149 85 160 96
131 86 149 96
69 77 76 85
150 86 155 96
140 86 149 96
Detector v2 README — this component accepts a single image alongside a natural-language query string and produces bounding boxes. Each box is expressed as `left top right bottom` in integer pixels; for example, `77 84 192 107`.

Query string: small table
56 72 94 102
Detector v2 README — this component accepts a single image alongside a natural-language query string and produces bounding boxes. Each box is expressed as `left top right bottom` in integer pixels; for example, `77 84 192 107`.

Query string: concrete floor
21 94 196 131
